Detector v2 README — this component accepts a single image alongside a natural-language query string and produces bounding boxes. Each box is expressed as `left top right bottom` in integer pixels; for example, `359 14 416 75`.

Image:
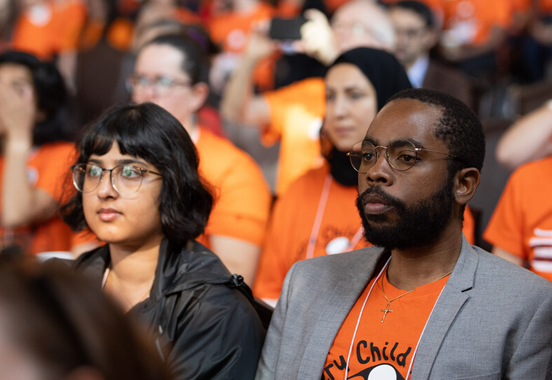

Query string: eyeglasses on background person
126 74 191 97
72 163 161 196
347 140 458 172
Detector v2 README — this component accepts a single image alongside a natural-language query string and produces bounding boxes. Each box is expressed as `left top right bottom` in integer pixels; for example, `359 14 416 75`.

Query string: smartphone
269 16 307 41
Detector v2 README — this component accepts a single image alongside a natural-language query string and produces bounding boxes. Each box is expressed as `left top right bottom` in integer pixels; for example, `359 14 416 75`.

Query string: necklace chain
380 270 452 322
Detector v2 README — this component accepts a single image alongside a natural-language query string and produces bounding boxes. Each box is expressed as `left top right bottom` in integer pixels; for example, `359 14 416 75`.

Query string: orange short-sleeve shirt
194 127 272 248
484 156 552 282
263 77 326 195
209 2 277 91
0 142 75 254
254 163 371 300
209 3 275 53
440 0 511 46
12 0 87 59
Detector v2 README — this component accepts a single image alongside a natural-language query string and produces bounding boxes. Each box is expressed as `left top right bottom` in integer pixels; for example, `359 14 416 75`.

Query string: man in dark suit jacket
389 1 473 109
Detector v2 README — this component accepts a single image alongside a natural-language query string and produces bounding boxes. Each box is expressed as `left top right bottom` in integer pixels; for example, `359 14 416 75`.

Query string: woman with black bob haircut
61 102 266 380
0 50 75 254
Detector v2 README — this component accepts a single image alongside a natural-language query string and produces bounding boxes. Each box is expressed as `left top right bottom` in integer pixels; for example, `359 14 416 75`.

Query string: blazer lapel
297 249 387 380
411 237 478 380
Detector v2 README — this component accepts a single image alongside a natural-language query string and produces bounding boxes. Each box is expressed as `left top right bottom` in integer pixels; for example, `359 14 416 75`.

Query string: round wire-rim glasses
125 74 191 96
347 140 459 173
72 163 162 196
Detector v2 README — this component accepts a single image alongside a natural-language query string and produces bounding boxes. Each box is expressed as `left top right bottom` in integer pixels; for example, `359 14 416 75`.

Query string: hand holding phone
269 17 307 41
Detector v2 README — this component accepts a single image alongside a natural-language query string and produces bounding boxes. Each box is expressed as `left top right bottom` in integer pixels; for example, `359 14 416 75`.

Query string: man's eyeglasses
72 163 161 196
347 140 458 173
126 74 191 96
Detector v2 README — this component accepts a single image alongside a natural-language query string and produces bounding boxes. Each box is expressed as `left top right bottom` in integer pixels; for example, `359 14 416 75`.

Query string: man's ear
454 167 480 205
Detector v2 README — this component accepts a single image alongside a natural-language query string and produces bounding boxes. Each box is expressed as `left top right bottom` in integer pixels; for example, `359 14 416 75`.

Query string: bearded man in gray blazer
255 88 552 380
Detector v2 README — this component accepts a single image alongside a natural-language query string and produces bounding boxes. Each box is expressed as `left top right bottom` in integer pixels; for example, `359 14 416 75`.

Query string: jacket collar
411 235 478 380
296 236 477 380
74 238 234 301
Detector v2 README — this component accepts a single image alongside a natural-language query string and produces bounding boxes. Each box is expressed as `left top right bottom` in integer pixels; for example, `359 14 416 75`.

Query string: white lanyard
344 257 448 380
305 174 363 259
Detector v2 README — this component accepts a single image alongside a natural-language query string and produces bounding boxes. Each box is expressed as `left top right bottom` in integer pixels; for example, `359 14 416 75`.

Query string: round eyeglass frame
125 74 192 96
347 140 458 173
71 163 162 196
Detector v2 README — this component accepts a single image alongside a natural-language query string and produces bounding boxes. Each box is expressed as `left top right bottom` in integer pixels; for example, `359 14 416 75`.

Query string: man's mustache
358 186 405 212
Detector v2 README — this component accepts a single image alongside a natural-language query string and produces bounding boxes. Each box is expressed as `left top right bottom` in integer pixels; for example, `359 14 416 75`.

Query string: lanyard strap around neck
305 174 333 260
344 258 449 380
305 174 363 259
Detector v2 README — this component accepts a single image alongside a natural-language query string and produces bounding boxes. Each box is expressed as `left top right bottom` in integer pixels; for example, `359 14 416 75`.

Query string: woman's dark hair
61 102 213 245
0 50 72 145
0 255 173 380
141 31 211 84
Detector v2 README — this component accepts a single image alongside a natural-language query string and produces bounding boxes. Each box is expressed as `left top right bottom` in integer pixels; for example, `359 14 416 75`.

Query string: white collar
407 54 430 89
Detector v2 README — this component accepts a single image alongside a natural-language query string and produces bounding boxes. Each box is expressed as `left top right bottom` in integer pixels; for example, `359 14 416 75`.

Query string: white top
407 54 430 89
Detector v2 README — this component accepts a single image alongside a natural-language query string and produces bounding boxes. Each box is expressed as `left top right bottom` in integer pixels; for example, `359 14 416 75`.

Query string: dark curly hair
0 50 72 145
61 102 213 246
387 88 485 175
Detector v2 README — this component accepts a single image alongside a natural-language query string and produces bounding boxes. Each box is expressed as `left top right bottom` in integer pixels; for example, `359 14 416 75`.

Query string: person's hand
0 81 37 140
300 9 338 65
243 22 279 63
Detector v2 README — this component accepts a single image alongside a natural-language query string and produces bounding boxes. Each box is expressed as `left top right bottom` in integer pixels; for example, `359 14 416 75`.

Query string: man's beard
356 177 455 250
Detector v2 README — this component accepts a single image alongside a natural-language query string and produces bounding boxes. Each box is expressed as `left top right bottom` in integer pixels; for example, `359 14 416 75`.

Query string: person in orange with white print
484 155 552 282
438 0 510 79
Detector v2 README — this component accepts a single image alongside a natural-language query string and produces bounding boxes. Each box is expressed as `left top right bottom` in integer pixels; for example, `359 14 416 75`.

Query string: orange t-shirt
483 156 552 282
209 2 277 91
0 142 75 254
194 127 272 247
254 162 475 300
323 272 450 380
254 163 371 300
12 0 87 59
263 77 326 195
440 0 511 46
209 3 275 53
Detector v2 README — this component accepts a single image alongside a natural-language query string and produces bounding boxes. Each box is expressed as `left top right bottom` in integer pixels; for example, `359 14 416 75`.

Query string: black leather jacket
73 239 266 380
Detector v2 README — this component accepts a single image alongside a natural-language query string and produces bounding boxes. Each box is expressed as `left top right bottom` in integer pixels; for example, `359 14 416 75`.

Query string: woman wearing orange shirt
254 48 412 303
0 51 75 254
127 33 271 283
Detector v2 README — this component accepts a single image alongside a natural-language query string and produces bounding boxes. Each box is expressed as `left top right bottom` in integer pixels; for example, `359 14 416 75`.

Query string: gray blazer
256 237 552 379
